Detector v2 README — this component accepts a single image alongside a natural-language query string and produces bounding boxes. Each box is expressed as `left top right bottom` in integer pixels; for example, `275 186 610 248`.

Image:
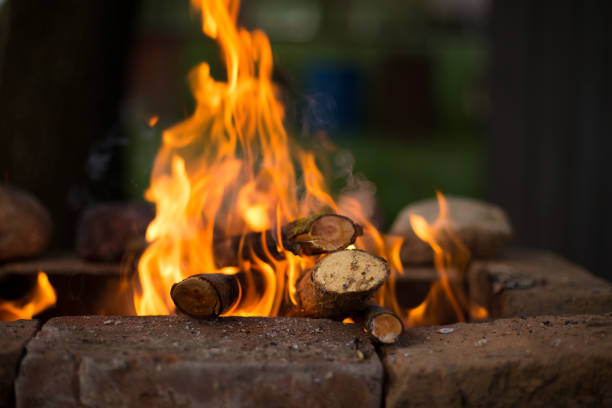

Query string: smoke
335 149 380 226
67 123 130 212
86 125 127 182
300 92 338 137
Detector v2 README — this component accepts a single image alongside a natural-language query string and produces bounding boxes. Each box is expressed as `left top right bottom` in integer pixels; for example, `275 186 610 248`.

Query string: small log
214 214 362 266
170 274 240 318
295 249 389 319
353 303 404 344
283 213 363 255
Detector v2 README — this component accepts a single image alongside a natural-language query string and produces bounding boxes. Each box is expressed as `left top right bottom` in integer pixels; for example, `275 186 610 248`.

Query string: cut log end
354 303 404 344
312 249 388 294
170 274 239 319
214 213 362 267
286 214 362 255
368 312 403 344
296 249 390 319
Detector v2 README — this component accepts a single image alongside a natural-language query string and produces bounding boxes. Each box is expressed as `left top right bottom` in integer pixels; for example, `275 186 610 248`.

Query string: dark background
0 0 610 281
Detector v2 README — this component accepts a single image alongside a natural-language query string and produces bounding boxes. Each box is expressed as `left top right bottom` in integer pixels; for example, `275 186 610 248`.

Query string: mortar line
11 319 42 408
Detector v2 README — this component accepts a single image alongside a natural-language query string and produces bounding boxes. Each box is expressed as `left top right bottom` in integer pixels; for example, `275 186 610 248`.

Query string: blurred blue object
305 64 362 134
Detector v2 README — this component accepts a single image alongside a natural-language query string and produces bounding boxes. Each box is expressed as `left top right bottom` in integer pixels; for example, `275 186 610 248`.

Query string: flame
401 192 487 326
134 0 487 325
0 272 57 321
148 115 159 127
135 0 323 316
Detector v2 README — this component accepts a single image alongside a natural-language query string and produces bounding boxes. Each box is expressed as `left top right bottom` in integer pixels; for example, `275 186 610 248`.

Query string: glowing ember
0 271 57 321
148 115 159 127
134 0 487 326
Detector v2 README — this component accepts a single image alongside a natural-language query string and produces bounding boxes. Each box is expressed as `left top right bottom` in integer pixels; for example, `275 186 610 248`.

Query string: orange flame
397 192 487 326
148 115 159 127
135 0 332 316
134 0 487 325
0 272 57 321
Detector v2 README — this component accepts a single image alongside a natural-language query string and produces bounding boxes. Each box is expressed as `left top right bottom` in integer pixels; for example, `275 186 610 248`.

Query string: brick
76 202 153 262
382 314 612 407
0 255 132 317
390 196 512 264
469 249 612 318
16 316 382 407
0 320 39 408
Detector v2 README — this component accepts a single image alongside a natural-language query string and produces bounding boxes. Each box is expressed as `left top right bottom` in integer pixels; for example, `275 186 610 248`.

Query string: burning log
294 250 389 319
352 303 404 344
170 274 240 318
214 213 362 266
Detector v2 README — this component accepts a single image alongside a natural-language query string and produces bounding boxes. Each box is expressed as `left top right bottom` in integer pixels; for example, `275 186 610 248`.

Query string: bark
352 302 404 344
213 214 362 266
170 273 240 318
294 250 389 319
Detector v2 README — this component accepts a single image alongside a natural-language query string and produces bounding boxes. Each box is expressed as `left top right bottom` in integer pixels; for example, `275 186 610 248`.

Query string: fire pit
1 0 611 407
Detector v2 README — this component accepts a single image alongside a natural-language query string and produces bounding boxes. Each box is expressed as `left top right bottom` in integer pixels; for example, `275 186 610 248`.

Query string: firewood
214 213 362 266
294 250 389 319
170 273 240 318
353 303 404 344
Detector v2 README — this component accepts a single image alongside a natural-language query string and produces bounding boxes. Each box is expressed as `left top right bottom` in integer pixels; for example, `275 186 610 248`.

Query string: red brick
16 316 382 407
469 249 612 318
382 314 612 407
0 320 39 408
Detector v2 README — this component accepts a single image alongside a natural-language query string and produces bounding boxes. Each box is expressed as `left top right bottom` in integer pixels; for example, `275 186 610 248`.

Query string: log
294 250 389 319
353 303 404 344
170 273 240 318
214 214 362 266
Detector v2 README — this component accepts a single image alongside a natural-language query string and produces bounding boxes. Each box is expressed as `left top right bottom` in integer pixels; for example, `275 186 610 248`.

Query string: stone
390 196 512 264
469 249 612 318
0 255 131 317
0 185 52 262
76 202 154 262
0 320 39 408
382 314 612 407
16 316 383 408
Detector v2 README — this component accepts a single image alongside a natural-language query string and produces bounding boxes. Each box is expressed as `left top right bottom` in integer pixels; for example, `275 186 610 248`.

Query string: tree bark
213 213 362 266
293 250 389 319
170 273 240 318
352 302 403 344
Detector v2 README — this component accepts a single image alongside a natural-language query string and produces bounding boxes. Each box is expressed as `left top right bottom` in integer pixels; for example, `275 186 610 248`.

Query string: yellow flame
134 0 488 326
0 272 57 321
405 192 488 326
135 0 321 316
148 115 159 127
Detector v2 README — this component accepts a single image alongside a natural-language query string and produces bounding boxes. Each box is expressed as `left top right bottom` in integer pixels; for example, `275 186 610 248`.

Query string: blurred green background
123 0 488 229
3 0 609 279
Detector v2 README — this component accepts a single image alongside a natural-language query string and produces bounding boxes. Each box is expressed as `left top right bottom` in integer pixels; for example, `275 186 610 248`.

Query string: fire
148 115 159 127
395 192 488 326
134 0 487 326
0 272 57 321
134 0 327 316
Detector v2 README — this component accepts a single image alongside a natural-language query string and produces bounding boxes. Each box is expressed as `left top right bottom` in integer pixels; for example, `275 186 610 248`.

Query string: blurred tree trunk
487 0 612 280
0 0 137 249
